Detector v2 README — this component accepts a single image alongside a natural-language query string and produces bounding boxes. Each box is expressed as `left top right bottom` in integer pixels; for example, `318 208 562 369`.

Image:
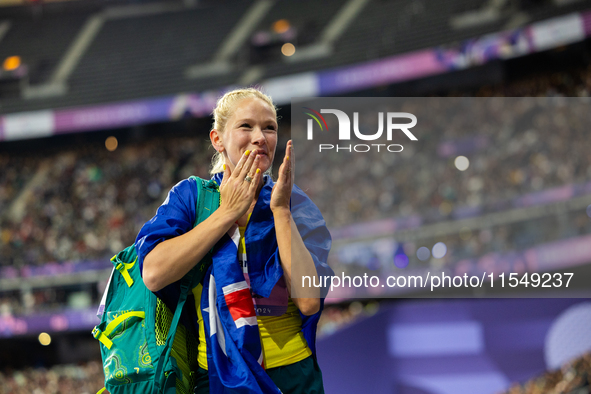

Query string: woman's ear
210 129 224 152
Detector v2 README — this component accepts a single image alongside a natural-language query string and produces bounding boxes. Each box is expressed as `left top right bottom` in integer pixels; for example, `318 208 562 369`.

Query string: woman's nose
251 127 266 145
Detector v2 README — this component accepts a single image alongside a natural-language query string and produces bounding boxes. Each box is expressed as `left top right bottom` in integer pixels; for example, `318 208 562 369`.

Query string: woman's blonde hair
210 88 277 174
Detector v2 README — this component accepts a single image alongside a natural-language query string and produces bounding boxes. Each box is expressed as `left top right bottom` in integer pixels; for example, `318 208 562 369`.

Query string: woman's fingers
279 157 288 183
280 140 293 184
244 155 261 198
232 150 253 178
249 167 262 193
269 142 294 212
239 150 257 180
289 145 294 184
246 154 260 180
220 163 231 187
222 150 259 199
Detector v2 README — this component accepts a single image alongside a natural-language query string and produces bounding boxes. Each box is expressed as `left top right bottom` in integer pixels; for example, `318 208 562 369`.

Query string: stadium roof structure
0 0 590 141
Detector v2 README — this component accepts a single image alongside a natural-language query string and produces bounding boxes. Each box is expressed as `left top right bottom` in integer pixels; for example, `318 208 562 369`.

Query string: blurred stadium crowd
0 348 588 394
0 136 212 269
1 66 591 315
301 67 591 229
0 361 104 394
317 301 379 338
502 352 591 394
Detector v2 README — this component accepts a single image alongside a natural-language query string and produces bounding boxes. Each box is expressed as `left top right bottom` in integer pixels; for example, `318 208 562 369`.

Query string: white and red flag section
199 173 333 393
201 225 279 393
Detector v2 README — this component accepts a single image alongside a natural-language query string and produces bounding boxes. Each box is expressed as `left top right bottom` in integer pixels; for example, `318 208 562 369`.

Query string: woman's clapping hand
219 150 262 220
270 140 293 213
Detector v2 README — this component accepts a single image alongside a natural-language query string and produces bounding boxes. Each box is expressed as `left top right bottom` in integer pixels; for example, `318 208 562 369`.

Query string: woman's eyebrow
235 118 277 124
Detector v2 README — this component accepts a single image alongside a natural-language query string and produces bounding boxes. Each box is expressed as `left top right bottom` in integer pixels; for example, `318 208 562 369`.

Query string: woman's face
218 97 278 174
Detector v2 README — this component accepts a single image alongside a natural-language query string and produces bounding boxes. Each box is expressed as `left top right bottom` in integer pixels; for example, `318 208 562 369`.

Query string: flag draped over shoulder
200 173 333 393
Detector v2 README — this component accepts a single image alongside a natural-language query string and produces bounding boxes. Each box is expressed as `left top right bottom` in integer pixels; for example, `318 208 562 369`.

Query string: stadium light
105 136 118 151
454 155 469 171
432 242 447 259
416 247 430 261
38 332 51 346
272 19 290 34
3 56 21 71
281 43 296 57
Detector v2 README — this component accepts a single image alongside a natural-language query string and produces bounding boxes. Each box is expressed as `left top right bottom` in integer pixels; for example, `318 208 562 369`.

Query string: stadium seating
262 0 590 78
68 1 251 104
1 0 591 113
0 9 95 85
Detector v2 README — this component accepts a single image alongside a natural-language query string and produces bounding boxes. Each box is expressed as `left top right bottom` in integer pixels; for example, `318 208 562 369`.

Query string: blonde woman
136 88 332 393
